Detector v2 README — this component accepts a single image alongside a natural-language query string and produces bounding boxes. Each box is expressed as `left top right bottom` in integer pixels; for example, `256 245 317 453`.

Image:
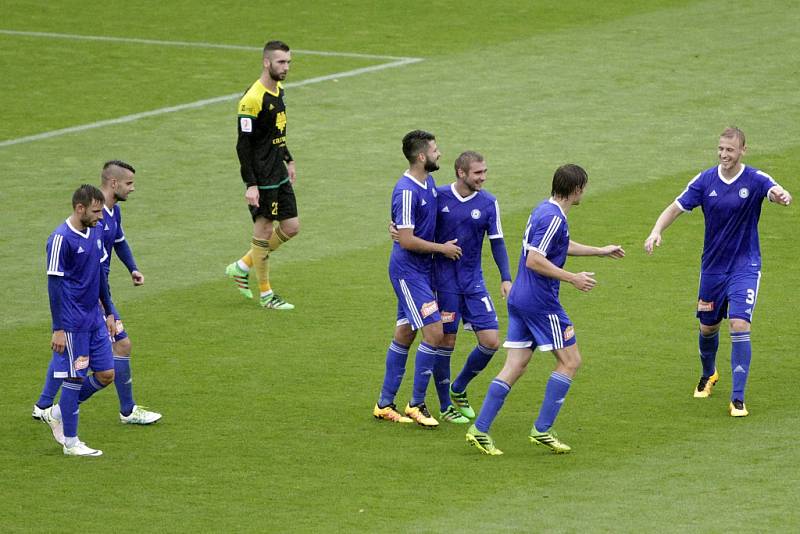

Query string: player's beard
269 67 287 82
423 159 439 173
114 193 127 202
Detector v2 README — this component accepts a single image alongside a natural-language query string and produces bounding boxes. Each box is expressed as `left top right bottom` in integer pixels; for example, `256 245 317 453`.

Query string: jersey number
745 289 755 305
271 202 278 216
481 296 493 312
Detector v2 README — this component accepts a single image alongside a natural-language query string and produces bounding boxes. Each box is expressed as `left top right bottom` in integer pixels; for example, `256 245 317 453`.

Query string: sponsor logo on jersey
440 311 456 323
74 356 90 370
77 246 85 254
739 188 749 199
441 205 450 213
563 326 575 341
697 299 715 312
420 300 439 318
709 190 718 197
240 117 253 133
115 320 125 333
471 209 481 219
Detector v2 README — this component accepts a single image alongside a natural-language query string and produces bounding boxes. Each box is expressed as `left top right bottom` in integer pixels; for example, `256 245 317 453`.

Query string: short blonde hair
721 126 746 147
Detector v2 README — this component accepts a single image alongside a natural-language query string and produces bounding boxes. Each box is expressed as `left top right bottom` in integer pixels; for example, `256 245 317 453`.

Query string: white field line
0 30 423 148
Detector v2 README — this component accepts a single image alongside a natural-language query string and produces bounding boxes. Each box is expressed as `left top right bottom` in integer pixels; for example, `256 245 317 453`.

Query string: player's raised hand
644 233 662 255
131 270 144 286
245 185 260 207
571 271 596 292
600 245 625 258
51 330 66 353
440 239 462 260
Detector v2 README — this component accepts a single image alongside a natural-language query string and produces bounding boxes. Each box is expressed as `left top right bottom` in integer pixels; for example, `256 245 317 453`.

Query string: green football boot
225 262 252 299
449 387 476 419
441 405 470 424
528 426 571 454
259 292 295 310
466 424 503 455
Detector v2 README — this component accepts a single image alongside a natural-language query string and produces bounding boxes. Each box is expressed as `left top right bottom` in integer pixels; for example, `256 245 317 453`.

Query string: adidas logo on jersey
104 224 109 230
441 206 450 212
709 190 718 197
77 246 85 254
421 199 427 206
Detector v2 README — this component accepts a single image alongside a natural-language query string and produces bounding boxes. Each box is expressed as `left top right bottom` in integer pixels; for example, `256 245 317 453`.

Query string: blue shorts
503 303 576 352
112 318 129 343
52 326 114 379
697 271 761 325
391 276 441 331
437 290 499 334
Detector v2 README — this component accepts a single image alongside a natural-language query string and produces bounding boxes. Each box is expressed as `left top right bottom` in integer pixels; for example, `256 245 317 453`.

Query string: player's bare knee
477 332 500 351
699 323 721 336
394 324 416 346
281 219 300 237
729 319 750 333
95 369 115 385
113 337 131 357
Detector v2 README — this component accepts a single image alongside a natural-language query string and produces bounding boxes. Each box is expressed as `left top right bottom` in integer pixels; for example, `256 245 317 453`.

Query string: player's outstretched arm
526 250 596 292
397 228 462 259
568 240 625 258
644 202 683 255
768 185 792 206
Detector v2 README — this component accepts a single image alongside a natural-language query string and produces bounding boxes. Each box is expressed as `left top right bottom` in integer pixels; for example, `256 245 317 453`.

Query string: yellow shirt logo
276 111 287 133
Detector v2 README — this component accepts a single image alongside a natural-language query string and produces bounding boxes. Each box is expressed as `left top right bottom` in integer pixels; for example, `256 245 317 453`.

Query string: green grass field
2 1 799 531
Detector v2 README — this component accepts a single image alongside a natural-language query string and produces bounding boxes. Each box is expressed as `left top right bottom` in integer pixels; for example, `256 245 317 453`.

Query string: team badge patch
563 326 575 341
440 311 456 323
74 356 90 370
739 188 749 199
697 299 715 312
240 117 253 133
471 209 481 219
420 300 439 318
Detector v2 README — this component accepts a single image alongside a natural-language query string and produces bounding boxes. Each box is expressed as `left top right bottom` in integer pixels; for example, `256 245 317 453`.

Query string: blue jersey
507 199 569 313
100 204 125 276
46 219 108 332
675 165 777 274
388 172 439 279
433 183 503 294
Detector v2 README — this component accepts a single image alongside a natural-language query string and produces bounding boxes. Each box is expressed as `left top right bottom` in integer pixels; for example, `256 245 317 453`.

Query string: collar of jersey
403 171 428 189
103 204 116 217
548 198 567 217
258 79 281 97
716 163 745 185
66 218 90 239
450 182 478 203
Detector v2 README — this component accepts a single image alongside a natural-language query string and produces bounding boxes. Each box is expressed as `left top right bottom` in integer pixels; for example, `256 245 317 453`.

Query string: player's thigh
697 273 728 326
436 291 462 335
390 276 440 331
52 331 91 379
497 347 534 385
552 343 582 377
726 271 760 323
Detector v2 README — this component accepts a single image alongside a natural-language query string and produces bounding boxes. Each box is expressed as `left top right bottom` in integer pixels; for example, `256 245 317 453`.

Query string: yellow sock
239 251 253 268
250 237 271 294
268 227 291 252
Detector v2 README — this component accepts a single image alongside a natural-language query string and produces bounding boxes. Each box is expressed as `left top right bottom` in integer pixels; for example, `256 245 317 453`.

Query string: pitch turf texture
1 1 799 531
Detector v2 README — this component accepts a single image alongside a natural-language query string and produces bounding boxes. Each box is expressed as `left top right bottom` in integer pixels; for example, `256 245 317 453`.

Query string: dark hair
263 40 290 55
72 184 105 209
454 151 484 176
101 160 135 183
551 164 588 198
720 126 746 147
402 130 436 163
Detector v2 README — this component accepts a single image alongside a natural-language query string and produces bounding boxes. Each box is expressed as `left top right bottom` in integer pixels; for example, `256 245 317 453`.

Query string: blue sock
698 331 719 377
534 371 572 432
378 341 409 407
410 342 438 406
36 359 63 408
730 331 752 402
452 344 497 393
60 380 82 439
114 356 135 416
433 347 453 410
78 374 107 403
474 379 511 433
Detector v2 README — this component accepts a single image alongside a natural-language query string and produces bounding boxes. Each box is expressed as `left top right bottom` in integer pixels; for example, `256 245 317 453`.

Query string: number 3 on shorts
271 201 278 216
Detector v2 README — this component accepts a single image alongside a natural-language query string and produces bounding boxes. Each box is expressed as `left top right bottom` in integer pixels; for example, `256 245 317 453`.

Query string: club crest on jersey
739 188 749 199
563 326 575 341
74 356 90 370
440 311 456 323
471 209 481 219
420 300 439 318
697 299 714 312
